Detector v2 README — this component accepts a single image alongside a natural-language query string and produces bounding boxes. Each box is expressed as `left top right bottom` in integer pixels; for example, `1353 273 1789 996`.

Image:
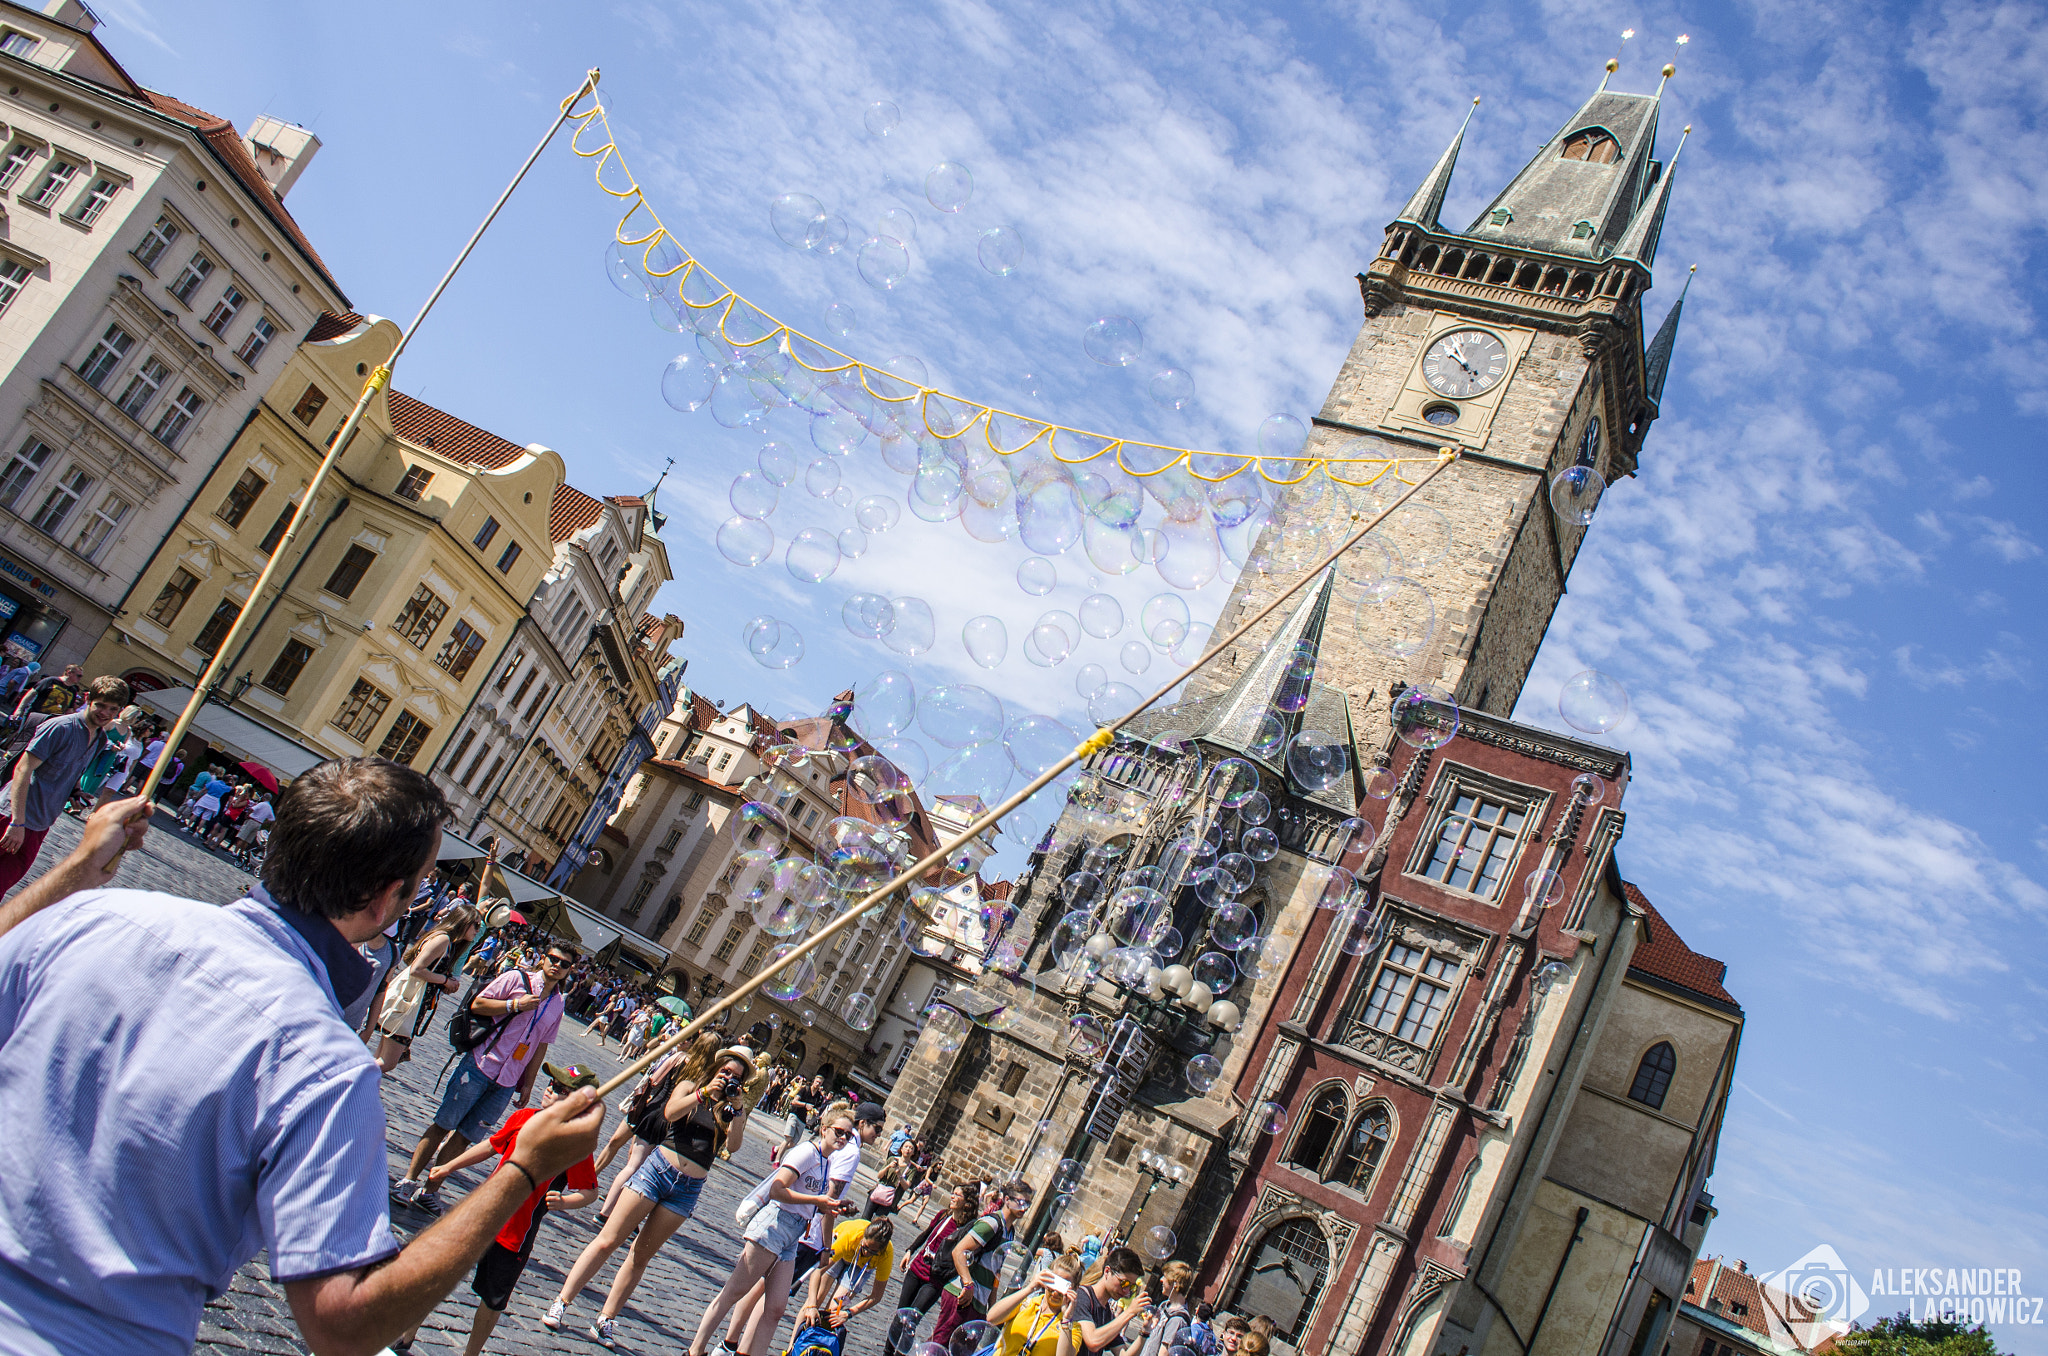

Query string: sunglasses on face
825 1124 854 1139
543 954 574 967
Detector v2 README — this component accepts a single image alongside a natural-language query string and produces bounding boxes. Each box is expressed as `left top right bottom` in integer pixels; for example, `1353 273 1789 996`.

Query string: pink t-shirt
471 970 563 1087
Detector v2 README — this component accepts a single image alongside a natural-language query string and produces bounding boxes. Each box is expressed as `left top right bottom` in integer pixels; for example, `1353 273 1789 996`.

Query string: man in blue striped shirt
0 760 604 1355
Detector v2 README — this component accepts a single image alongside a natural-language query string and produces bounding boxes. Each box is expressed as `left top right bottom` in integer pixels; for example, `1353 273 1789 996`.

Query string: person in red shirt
392 1064 603 1355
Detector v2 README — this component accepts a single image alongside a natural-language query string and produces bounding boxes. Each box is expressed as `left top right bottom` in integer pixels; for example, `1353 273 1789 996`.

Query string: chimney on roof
1736 1260 1748 1273
240 114 321 199
38 0 97 31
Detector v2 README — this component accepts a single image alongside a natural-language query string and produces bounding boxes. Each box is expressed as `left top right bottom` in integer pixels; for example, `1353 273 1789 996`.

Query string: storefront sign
0 556 57 599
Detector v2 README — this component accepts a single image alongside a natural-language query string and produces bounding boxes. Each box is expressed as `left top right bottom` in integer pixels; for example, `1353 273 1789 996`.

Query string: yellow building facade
86 312 561 772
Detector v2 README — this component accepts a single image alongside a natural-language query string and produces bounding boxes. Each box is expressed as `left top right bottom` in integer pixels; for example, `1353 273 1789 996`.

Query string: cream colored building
85 314 560 774
0 0 347 670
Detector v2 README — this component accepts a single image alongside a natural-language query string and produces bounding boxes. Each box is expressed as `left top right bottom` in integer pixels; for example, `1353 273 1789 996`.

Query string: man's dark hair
1105 1246 1145 1278
85 675 131 706
262 757 451 920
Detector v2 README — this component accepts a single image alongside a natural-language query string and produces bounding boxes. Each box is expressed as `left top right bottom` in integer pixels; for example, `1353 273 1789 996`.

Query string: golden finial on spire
1600 28 1635 90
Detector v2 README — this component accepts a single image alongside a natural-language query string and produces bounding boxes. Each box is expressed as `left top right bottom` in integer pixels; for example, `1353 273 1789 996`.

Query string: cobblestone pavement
11 810 912 1356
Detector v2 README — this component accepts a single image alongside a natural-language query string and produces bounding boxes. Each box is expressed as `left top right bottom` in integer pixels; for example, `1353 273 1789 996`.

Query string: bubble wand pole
109 69 602 869
592 447 1463 1101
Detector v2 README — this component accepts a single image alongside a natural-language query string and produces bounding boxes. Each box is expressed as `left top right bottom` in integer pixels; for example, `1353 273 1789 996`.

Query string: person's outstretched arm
0 796 152 940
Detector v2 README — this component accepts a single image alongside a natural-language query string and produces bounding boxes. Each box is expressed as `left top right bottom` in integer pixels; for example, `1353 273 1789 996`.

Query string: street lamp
1122 1148 1187 1234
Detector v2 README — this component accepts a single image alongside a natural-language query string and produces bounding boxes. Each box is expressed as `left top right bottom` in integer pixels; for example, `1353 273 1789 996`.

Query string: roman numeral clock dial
1421 328 1509 398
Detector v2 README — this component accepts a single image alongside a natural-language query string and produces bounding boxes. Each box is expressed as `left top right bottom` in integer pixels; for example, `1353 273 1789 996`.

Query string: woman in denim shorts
545 1036 760 1347
685 1106 860 1356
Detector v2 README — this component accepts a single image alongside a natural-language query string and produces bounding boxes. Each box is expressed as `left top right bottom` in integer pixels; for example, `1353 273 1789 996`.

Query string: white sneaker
542 1298 567 1330
589 1316 617 1348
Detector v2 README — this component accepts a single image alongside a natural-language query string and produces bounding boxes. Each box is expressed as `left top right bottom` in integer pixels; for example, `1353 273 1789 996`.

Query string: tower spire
1643 264 1694 407
1395 97 1481 233
1613 123 1688 267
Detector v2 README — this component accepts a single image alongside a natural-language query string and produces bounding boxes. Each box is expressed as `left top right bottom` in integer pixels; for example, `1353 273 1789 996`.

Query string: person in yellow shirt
801 1217 896 1328
989 1253 1085 1356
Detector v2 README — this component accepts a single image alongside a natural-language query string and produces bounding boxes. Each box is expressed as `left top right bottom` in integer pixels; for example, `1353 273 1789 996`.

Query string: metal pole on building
117 69 602 852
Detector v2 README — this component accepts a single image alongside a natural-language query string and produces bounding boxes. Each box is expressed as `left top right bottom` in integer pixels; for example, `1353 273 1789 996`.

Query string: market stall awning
135 688 328 779
437 829 489 861
562 900 670 967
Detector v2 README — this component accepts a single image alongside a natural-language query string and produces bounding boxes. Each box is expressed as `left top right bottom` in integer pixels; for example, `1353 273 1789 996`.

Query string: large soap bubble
1391 682 1460 749
1004 714 1077 778
786 527 841 583
770 192 827 246
843 593 895 640
920 685 1006 748
978 225 1024 276
764 945 818 1001
661 352 717 411
1356 576 1436 658
730 800 791 853
1120 640 1152 675
883 597 935 657
1082 316 1143 366
1558 669 1629 735
1287 729 1349 792
856 494 901 533
859 235 911 290
1017 557 1056 596
717 516 774 567
852 670 917 738
1141 593 1191 648
744 616 804 669
1550 464 1604 525
962 616 1008 669
1087 682 1140 726
926 162 974 213
1075 662 1108 699
1078 593 1123 639
1151 367 1194 410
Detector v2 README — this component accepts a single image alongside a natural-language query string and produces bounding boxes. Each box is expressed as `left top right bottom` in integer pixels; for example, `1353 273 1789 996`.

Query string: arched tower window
1227 1217 1331 1342
1629 1041 1677 1110
1332 1104 1393 1193
1560 130 1620 164
1285 1086 1347 1174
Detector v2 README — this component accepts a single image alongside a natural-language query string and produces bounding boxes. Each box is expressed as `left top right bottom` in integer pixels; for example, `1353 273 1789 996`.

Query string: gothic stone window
1421 792 1527 900
1352 941 1459 1048
1283 1087 1393 1195
1560 129 1620 163
1628 1041 1676 1111
1228 1217 1330 1343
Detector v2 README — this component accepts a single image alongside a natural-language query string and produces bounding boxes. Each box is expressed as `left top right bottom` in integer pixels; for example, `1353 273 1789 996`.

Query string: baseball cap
544 1062 600 1092
855 1101 887 1124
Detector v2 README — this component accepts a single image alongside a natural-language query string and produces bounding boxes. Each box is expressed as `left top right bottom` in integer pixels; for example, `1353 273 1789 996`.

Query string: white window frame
151 386 203 447
203 285 243 337
25 158 76 208
133 214 181 272
68 176 119 226
29 466 92 536
115 355 167 420
0 259 29 317
77 323 133 390
70 491 129 560
0 28 40 57
0 142 36 192
168 252 213 305
0 437 51 512
235 316 276 366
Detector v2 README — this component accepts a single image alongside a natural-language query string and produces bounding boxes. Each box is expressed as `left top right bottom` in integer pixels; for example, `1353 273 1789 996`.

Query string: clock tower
1196 70 1692 743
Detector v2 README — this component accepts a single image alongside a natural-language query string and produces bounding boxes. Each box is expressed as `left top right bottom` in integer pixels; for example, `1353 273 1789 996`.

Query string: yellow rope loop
566 92 1452 489
1076 727 1119 759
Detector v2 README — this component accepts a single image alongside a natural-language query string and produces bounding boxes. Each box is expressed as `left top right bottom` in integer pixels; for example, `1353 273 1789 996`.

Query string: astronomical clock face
1420 328 1509 398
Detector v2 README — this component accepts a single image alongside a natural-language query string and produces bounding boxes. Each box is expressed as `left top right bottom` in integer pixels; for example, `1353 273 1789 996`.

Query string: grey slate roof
1464 87 1665 259
1644 265 1693 406
1396 99 1479 232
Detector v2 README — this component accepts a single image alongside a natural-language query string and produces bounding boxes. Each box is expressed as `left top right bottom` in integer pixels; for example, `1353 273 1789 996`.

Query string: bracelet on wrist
505 1159 540 1193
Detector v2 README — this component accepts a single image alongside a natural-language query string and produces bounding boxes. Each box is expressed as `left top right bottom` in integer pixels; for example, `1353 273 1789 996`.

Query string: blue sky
99 0 2047 1344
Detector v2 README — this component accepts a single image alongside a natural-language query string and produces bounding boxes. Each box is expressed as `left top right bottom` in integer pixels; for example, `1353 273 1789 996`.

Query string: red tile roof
608 495 645 508
1685 1257 1833 1350
307 310 368 343
549 483 605 543
636 613 663 640
139 90 345 302
387 391 530 470
1623 882 1738 1009
983 879 1013 902
683 691 718 731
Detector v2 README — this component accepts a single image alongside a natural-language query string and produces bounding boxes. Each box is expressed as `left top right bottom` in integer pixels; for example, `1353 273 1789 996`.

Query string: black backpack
448 969 531 1053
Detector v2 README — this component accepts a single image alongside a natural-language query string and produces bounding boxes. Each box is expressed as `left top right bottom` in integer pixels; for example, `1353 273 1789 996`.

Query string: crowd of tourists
0 735 1280 1356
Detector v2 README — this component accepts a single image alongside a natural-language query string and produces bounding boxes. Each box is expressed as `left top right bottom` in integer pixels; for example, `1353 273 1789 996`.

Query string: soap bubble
874 736 928 784
806 214 850 255
863 100 900 137
760 891 809 937
879 208 918 246
1141 1225 1177 1261
1243 827 1279 861
855 494 901 533
1151 367 1194 410
1356 576 1436 658
1571 771 1609 806
1079 593 1124 639
1525 868 1566 910
1287 729 1349 792
1083 316 1144 366
883 597 935 656
1186 1053 1222 1093
848 755 911 805
920 684 1005 748
1023 624 1071 668
1087 682 1140 725
1131 527 1167 567
926 161 973 212
1193 951 1236 989
978 226 1024 276
1311 864 1356 912
758 441 800 486
962 616 1008 669
1532 958 1573 995
1256 413 1309 461
717 516 774 567
1559 669 1630 735
1005 714 1077 777
660 352 717 412
1017 557 1056 595
745 618 804 669
1210 901 1258 950
824 301 856 337
924 1003 969 1052
1141 593 1191 647
727 471 776 520
1215 851 1255 893
1381 503 1453 573
1075 662 1108 699
859 235 911 290
1334 895 1384 955
1362 765 1396 800
1207 758 1259 808
1120 640 1152 675
929 741 1013 804
606 239 648 298
786 527 841 583
731 799 791 852
842 593 895 640
728 848 778 903
770 192 827 247
1256 1101 1288 1134
1237 791 1271 825
804 457 842 498
838 526 869 559
1550 464 1604 525
1391 683 1460 750
1066 1014 1109 1059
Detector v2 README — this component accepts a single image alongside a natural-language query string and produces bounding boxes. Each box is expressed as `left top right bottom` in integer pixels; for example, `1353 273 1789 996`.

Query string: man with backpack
391 939 580 1214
